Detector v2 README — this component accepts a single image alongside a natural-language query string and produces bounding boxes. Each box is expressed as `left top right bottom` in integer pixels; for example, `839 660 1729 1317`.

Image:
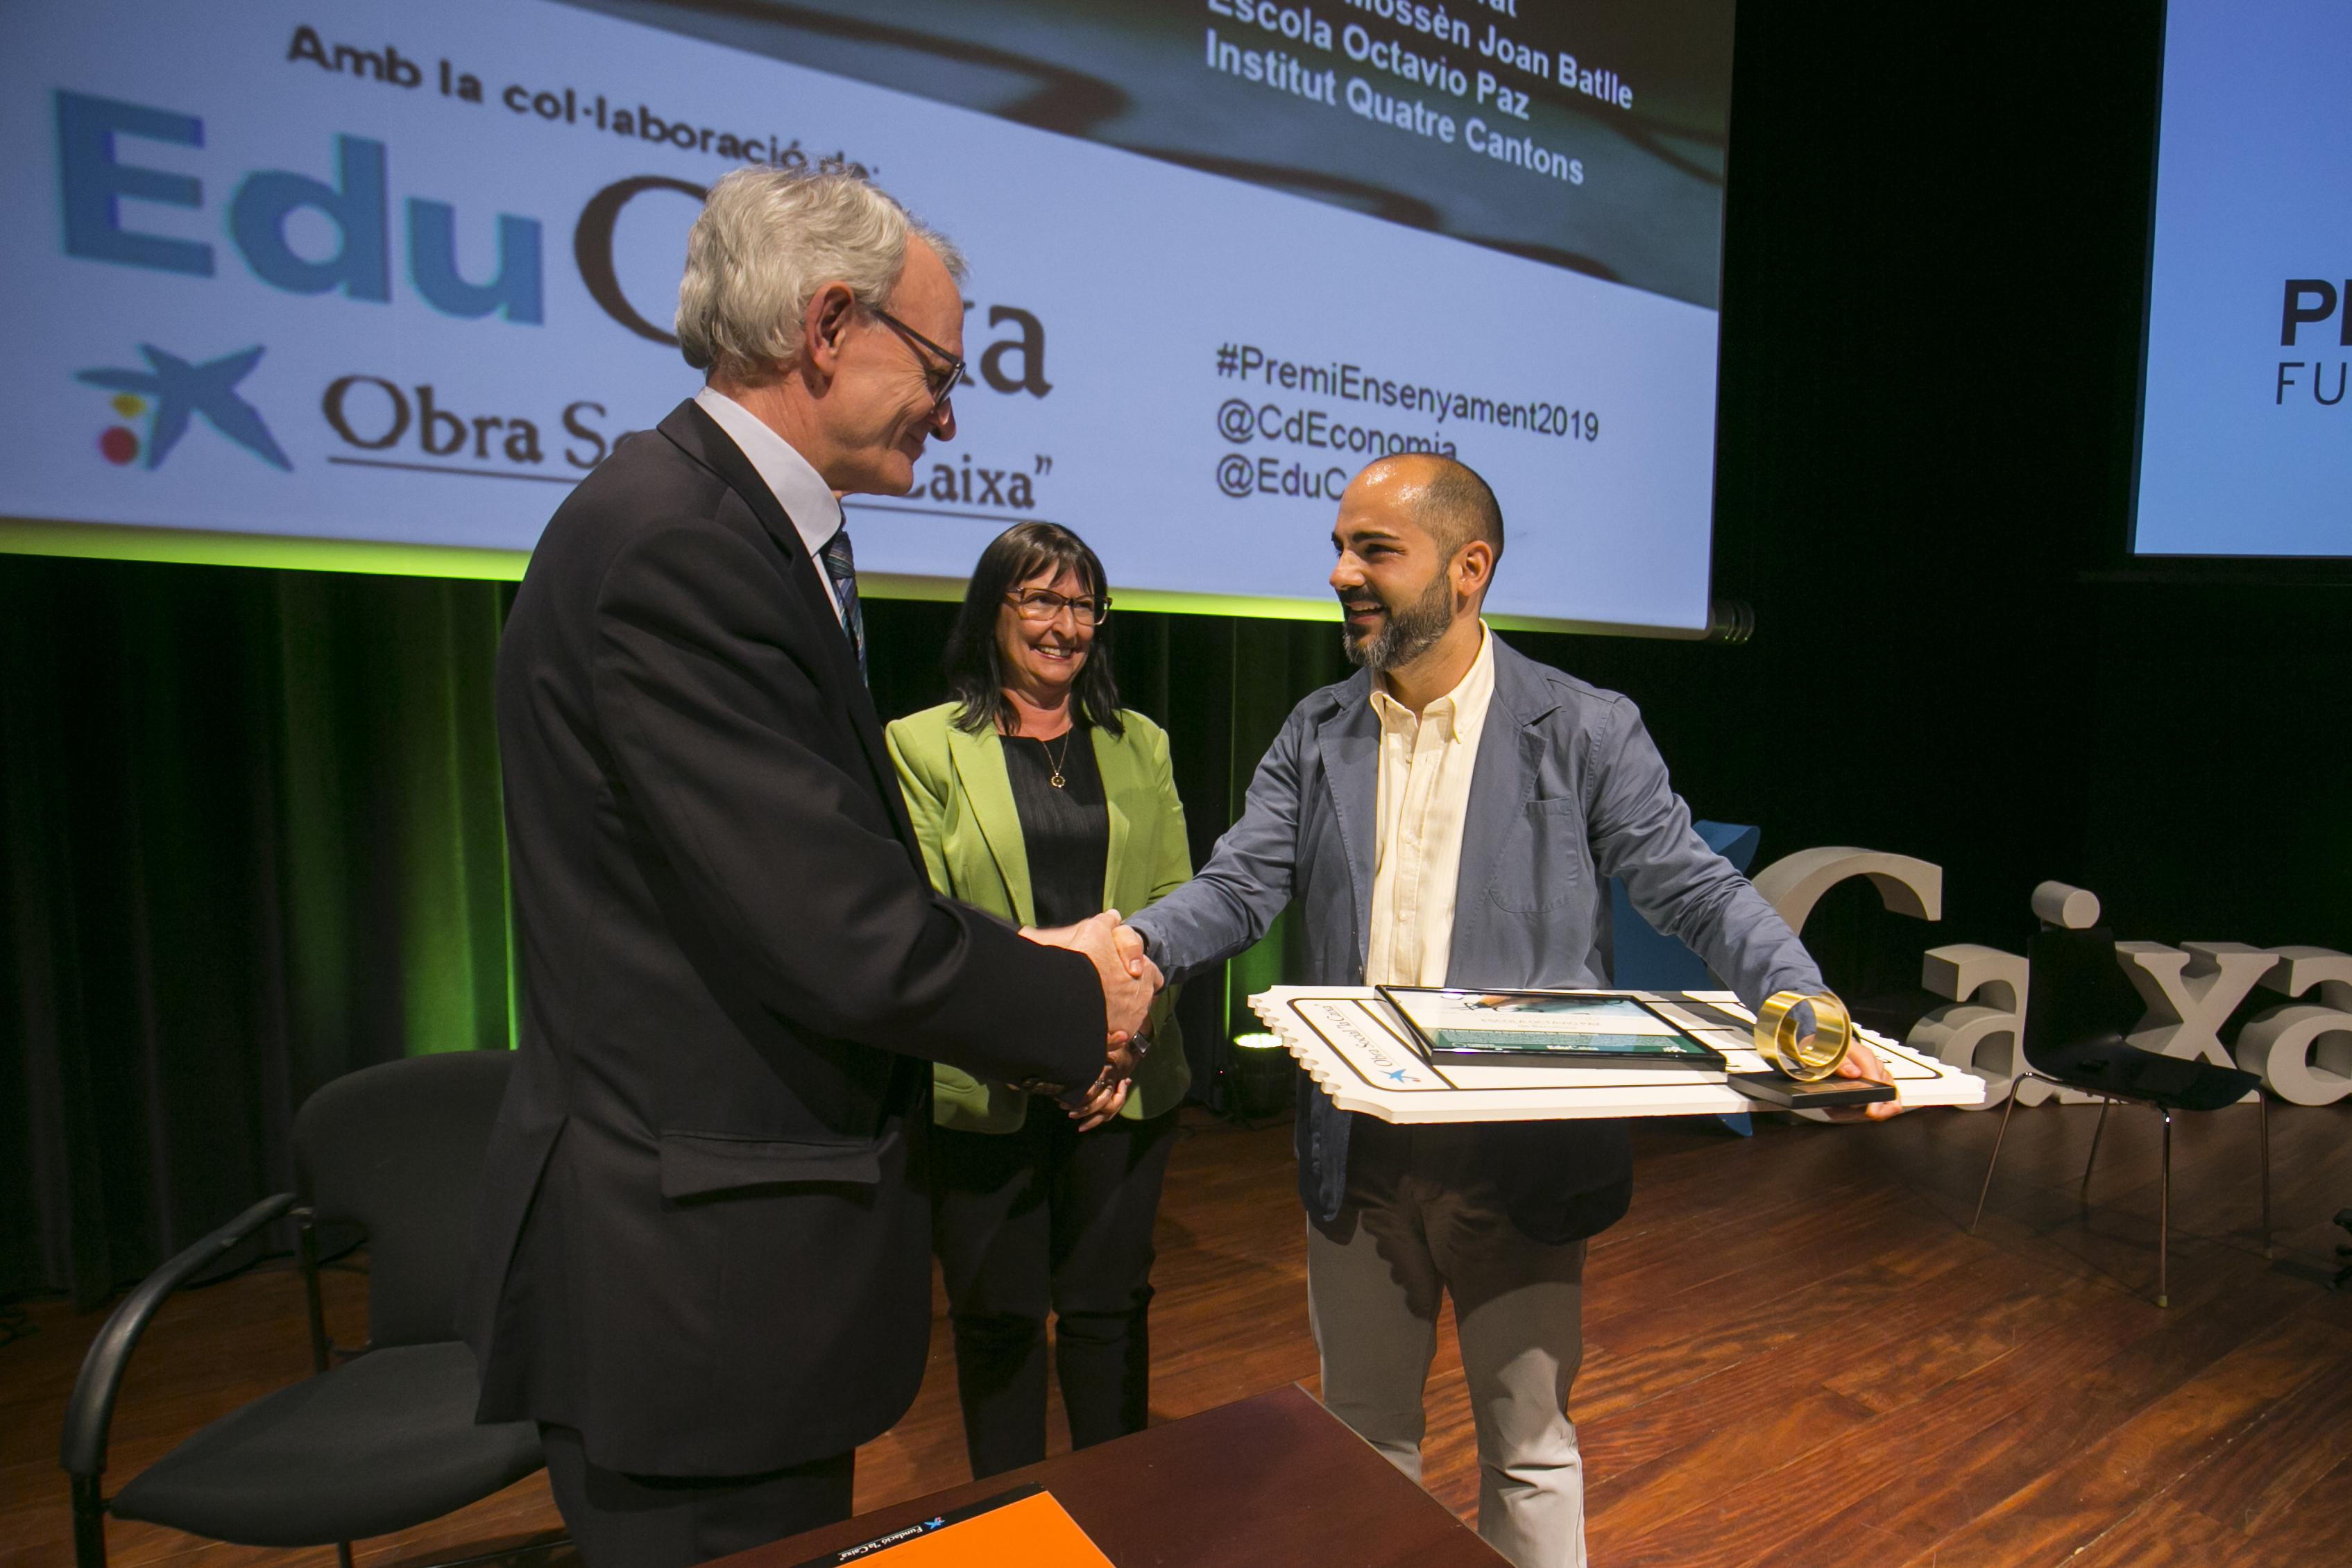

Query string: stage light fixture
1228 1032 1295 1122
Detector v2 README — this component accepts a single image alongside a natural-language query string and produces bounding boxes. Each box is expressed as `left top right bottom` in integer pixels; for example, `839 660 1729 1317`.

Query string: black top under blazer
462 401 1108 1477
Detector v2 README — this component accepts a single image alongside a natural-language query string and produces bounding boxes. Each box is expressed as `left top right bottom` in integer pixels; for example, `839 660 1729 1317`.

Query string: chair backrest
2021 925 2141 1075
292 1050 513 1349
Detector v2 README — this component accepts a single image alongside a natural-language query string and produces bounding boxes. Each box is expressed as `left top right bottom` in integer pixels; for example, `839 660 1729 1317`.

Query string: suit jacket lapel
948 726 1035 926
658 402 919 856
1315 675 1380 972
660 402 849 680
1449 640 1560 973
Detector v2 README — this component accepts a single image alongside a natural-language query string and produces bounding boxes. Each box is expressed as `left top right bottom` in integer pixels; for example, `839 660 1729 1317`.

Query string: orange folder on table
794 1487 1113 1567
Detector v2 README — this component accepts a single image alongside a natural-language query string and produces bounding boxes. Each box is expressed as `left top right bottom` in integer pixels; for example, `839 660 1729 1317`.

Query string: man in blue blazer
1125 454 1890 1568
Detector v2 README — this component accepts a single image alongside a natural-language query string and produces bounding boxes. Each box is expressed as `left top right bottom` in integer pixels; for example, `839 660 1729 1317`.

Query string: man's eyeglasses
869 306 966 412
1006 588 1110 627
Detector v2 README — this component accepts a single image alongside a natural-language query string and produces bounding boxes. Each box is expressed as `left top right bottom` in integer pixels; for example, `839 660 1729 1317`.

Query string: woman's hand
1068 1068 1131 1131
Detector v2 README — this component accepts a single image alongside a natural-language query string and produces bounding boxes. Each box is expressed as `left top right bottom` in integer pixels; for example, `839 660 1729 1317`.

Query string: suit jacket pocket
657 1129 883 1199
1489 798 1589 914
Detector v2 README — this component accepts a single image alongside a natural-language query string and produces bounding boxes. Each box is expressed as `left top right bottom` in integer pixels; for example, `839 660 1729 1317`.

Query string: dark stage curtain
2 554 513 1306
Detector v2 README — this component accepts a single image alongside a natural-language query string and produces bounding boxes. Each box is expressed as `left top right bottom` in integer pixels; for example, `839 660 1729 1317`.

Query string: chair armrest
59 1193 297 1481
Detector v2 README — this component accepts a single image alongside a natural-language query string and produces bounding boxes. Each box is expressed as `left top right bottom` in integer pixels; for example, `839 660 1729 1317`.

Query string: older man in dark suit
463 170 1154 1567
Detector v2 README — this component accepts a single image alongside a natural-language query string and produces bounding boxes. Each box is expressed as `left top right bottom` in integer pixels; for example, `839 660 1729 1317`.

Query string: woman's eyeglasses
1005 588 1109 627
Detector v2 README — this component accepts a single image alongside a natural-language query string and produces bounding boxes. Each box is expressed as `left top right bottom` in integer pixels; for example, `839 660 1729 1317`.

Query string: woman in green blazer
886 522 1192 1480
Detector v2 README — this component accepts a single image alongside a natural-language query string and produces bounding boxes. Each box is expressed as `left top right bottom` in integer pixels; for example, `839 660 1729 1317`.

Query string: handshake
1021 910 1163 1130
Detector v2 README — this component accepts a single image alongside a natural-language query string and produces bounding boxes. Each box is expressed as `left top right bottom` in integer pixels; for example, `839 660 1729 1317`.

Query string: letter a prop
2238 947 2352 1106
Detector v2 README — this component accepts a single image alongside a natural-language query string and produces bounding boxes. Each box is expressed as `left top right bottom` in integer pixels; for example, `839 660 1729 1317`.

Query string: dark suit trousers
932 1105 1179 1478
540 1424 852 1567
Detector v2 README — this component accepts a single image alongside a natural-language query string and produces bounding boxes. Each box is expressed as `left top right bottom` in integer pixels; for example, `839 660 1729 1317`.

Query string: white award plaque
1247 988 1986 1124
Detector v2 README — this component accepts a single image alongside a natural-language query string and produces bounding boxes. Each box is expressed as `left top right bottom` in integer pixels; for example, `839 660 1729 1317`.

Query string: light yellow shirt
1365 624 1497 987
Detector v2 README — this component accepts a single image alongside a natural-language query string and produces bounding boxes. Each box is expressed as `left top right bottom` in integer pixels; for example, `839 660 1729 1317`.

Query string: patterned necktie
817 522 867 683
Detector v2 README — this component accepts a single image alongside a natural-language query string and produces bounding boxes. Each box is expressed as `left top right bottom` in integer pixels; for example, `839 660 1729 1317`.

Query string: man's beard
1340 569 1454 671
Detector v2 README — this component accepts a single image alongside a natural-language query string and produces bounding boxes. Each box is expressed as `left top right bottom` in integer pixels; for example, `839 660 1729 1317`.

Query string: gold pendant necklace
1042 729 1074 789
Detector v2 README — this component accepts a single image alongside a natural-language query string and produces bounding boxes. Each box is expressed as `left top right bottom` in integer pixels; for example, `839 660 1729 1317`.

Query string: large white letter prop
1750 848 1943 935
2238 947 2352 1106
1749 849 1942 1126
2115 941 2276 1068
1908 946 2029 1110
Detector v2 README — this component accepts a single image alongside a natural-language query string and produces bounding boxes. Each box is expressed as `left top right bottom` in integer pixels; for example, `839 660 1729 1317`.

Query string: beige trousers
1305 1122 1589 1568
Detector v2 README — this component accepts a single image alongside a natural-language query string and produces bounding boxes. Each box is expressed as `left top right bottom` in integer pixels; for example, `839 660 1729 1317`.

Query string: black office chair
1968 924 2270 1307
62 1050 552 1567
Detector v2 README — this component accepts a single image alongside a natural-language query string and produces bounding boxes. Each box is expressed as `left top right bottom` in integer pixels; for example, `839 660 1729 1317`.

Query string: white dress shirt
1364 623 1498 987
692 386 846 626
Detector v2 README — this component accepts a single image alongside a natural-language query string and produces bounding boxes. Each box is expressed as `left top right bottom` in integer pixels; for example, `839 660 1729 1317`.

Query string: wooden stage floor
6 1098 2350 1567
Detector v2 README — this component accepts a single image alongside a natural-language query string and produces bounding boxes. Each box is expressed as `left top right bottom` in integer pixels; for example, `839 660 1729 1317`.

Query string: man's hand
1023 910 1161 1046
1825 1037 1902 1121
1112 922 1151 984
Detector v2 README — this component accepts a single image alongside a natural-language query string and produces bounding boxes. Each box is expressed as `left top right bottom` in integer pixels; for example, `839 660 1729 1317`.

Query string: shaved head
1359 454 1505 577
1330 454 1504 678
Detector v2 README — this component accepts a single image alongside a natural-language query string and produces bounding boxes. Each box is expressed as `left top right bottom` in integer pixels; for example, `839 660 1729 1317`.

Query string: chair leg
298 1212 331 1374
2158 1107 2173 1309
336 1544 354 1568
69 1474 106 1568
1970 1076 2022 1235
2081 1096 2112 1202
2258 1091 2273 1259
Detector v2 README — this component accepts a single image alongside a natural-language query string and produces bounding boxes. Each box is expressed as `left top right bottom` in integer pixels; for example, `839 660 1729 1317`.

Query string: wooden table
717 1385 1504 1567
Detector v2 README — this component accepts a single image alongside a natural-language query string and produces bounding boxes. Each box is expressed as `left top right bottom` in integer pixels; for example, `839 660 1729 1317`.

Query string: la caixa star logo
78 343 292 471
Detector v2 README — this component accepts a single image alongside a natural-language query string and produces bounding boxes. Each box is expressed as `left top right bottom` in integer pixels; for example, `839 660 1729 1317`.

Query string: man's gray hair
676 168 966 382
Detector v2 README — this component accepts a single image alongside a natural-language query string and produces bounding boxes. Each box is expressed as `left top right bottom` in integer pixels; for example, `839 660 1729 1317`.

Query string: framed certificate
1374 987 1729 1072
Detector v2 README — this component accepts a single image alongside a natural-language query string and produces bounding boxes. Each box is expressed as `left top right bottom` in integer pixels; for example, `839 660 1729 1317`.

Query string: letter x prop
2114 941 2276 1067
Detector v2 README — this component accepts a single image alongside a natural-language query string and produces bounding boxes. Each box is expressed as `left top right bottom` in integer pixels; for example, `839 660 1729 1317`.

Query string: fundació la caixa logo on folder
76 343 293 471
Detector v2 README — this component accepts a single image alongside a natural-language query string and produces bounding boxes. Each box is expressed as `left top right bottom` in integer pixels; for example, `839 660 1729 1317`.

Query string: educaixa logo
76 343 292 471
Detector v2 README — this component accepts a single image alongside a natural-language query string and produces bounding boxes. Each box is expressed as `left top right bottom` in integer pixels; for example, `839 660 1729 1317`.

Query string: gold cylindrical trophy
1728 990 1895 1109
1752 990 1854 1082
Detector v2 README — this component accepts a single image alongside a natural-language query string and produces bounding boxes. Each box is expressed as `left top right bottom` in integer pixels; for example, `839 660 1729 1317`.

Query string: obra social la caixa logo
57 81 544 476
78 343 291 470
55 78 1057 482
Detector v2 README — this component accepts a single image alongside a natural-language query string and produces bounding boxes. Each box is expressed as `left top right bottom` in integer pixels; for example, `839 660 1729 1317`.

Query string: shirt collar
693 386 845 559
1369 622 1494 738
